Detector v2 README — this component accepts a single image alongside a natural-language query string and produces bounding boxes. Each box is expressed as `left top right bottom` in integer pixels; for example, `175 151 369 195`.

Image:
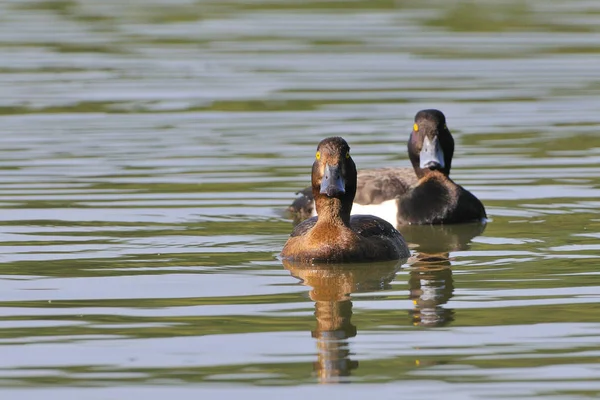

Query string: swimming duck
288 109 486 225
280 137 410 263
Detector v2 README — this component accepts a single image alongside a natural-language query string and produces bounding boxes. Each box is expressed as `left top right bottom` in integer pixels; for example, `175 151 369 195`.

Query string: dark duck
288 109 486 225
280 137 410 263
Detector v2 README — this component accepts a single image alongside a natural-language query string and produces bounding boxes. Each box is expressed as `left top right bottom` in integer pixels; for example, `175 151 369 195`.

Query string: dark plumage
397 171 486 225
289 187 314 225
280 137 410 263
288 109 486 225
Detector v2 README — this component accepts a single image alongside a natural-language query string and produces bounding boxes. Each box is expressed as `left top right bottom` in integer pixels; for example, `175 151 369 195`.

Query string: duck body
396 171 486 225
282 214 409 263
354 167 417 204
288 109 486 226
280 137 410 263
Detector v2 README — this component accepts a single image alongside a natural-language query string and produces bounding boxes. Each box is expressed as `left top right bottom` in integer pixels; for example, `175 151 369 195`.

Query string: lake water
1 0 600 399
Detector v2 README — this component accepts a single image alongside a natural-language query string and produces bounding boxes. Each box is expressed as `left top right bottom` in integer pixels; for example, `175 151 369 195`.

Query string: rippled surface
2 0 600 398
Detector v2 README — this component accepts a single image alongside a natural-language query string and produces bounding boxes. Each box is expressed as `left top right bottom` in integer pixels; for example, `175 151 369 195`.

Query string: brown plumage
288 109 486 225
280 137 410 263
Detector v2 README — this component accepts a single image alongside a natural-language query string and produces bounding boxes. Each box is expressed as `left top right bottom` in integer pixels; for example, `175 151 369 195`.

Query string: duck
280 137 410 263
288 109 486 225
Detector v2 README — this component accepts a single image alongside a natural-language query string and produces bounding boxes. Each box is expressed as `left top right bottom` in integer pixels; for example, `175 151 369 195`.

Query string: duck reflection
282 258 404 384
400 223 486 327
281 223 485 382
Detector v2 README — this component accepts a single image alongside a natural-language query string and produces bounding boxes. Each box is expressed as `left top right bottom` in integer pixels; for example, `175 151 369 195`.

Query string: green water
1 0 600 398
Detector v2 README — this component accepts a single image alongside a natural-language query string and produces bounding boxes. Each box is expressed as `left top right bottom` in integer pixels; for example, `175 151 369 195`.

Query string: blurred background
1 0 600 398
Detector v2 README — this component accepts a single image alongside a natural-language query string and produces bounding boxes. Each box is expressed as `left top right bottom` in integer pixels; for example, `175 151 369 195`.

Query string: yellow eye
345 151 350 159
316 151 321 160
413 123 419 132
444 123 448 130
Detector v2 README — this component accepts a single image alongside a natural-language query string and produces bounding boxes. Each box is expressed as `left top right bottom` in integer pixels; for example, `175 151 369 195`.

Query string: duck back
283 214 409 263
354 167 417 205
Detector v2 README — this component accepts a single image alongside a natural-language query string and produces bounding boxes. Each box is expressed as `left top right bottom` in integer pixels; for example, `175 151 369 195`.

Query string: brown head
311 137 357 224
407 109 455 179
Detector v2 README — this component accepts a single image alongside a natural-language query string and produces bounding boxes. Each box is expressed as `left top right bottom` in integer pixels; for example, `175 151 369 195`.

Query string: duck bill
320 164 346 197
419 136 445 170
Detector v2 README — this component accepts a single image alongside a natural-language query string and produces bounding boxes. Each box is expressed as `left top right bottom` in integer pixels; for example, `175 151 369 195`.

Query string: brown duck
280 137 410 263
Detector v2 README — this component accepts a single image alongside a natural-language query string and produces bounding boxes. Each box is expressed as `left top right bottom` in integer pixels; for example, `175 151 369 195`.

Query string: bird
280 136 410 263
288 109 486 225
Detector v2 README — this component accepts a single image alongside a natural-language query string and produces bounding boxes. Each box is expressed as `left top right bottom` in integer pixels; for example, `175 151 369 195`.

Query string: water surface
2 0 600 398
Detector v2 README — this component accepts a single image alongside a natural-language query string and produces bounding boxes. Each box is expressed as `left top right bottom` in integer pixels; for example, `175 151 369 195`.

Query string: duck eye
444 123 448 130
345 151 350 159
413 123 419 132
316 151 321 160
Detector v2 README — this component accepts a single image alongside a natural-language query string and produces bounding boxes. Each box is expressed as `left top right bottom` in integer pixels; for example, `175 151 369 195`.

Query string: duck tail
287 186 314 225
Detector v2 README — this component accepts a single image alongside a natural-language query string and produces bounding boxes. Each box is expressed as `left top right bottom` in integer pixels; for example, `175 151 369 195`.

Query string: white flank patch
350 199 398 226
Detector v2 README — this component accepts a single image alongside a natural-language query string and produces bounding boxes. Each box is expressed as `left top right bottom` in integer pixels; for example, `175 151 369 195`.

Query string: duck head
311 137 357 223
407 109 455 179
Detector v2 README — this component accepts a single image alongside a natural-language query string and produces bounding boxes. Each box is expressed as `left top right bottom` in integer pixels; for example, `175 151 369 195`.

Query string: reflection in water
282 224 485 382
399 223 487 254
408 258 455 327
401 223 486 327
282 259 404 384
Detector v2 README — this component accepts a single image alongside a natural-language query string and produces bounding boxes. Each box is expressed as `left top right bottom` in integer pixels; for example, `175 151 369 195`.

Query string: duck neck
314 195 352 227
415 167 448 180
